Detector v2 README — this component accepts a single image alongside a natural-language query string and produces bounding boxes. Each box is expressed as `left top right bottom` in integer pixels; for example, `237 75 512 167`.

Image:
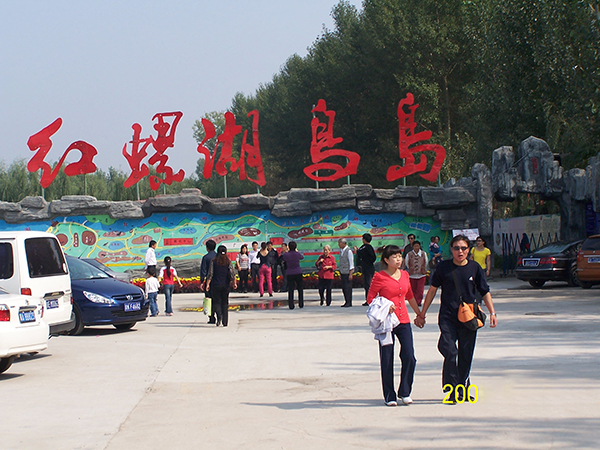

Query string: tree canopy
226 0 600 195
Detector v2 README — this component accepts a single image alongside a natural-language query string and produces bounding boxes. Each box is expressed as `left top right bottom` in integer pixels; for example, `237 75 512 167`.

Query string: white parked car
0 231 74 335
0 287 48 374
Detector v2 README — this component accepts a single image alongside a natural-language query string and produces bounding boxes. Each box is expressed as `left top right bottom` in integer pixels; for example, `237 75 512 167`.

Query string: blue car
66 257 149 335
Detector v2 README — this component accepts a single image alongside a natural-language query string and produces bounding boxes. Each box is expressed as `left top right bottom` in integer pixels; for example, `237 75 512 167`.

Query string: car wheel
529 280 546 288
580 281 593 289
113 322 136 331
567 264 580 287
0 356 15 374
68 305 85 336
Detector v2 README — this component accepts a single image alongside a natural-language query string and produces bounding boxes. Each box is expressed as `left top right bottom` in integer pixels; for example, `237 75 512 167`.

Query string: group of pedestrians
366 235 498 407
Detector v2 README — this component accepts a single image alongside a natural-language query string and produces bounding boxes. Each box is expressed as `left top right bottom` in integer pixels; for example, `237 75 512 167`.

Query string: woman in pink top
367 245 422 406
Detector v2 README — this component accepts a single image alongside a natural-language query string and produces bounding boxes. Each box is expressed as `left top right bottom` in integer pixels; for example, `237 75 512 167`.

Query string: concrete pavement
1 277 599 449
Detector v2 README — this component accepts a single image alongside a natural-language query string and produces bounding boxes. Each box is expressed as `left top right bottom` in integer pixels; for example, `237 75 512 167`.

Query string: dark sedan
516 240 582 288
66 257 149 335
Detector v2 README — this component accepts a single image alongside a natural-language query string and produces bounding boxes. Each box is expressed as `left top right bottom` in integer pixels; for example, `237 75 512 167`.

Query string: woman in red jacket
367 245 423 406
315 245 336 306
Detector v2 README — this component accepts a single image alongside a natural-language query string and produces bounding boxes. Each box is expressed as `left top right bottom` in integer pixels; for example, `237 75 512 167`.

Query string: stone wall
491 136 600 241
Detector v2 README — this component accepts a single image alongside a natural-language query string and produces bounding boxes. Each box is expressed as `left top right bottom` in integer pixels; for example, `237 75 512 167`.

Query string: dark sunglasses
452 246 469 251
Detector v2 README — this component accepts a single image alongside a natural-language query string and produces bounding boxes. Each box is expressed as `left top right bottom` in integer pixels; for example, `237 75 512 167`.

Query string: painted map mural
0 209 449 272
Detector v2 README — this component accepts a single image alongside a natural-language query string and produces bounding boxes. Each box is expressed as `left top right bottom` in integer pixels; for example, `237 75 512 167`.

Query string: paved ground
1 277 599 450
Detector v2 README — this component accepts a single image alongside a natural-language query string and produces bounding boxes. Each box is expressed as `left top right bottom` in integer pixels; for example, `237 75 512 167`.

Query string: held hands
413 313 426 329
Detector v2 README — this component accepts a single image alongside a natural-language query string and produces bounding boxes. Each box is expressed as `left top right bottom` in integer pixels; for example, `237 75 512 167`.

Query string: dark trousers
379 323 416 402
281 267 287 291
239 269 248 292
362 267 375 300
341 273 352 305
437 319 477 389
251 263 260 292
318 278 333 305
211 285 230 326
287 273 304 309
271 265 279 291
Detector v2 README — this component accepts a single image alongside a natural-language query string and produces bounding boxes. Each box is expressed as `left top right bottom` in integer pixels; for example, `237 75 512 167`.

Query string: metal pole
224 174 228 198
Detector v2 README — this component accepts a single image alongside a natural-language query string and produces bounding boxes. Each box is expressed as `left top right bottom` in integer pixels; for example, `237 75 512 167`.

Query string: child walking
145 267 160 317
159 256 183 316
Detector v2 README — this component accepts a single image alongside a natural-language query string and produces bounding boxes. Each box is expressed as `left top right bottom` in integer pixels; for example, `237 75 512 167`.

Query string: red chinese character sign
122 112 185 190
387 93 446 182
196 110 266 187
303 99 360 182
27 118 98 188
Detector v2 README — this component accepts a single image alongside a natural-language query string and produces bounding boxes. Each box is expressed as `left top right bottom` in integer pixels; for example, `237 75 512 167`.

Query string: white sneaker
401 396 413 405
384 400 397 407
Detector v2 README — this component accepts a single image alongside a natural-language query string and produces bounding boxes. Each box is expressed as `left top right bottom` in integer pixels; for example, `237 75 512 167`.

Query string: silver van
0 231 74 335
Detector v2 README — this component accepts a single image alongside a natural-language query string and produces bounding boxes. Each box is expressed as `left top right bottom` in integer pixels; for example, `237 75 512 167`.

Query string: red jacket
315 254 337 280
367 270 414 324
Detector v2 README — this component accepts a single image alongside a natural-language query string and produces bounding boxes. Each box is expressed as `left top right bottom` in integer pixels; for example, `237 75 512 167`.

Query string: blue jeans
379 323 416 402
163 284 174 314
148 292 158 316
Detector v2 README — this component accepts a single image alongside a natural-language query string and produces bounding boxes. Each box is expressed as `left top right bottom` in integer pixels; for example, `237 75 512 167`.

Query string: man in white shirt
248 241 260 293
338 238 354 307
145 240 157 270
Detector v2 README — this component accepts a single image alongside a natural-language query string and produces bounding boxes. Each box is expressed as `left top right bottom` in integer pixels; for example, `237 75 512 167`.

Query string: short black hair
380 245 403 268
450 235 470 247
146 267 156 276
288 241 297 251
407 234 415 239
149 240 157 247
205 239 216 251
362 233 372 243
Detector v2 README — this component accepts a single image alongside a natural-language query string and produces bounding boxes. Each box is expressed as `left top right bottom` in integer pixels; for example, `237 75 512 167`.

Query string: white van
0 231 74 335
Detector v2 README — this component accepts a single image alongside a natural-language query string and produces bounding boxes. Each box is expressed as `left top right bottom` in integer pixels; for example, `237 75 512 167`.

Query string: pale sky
0 0 362 176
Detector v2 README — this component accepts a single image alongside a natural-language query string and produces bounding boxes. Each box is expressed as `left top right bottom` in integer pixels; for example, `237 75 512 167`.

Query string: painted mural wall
0 209 450 272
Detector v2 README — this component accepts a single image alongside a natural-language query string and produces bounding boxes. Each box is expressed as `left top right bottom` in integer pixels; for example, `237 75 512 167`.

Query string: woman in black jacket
207 245 237 327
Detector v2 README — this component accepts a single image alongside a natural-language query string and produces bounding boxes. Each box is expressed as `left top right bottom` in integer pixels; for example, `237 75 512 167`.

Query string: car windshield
581 237 600 251
67 257 110 280
533 242 572 254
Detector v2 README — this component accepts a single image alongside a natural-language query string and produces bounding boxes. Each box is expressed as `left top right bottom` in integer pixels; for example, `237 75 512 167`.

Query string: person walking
338 238 354 307
235 244 250 293
401 234 416 268
281 241 304 309
366 245 422 406
200 239 217 324
248 241 260 293
469 236 491 279
257 242 273 297
354 233 377 306
145 240 157 271
206 245 237 327
279 243 289 292
405 240 428 306
159 256 183 316
267 241 280 292
145 267 160 317
419 235 498 403
315 245 336 306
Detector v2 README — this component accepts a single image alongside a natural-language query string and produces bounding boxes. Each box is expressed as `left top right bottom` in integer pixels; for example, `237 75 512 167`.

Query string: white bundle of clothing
366 296 399 346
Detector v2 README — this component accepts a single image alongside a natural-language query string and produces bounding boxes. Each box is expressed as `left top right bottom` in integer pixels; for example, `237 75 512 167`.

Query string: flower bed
132 271 365 293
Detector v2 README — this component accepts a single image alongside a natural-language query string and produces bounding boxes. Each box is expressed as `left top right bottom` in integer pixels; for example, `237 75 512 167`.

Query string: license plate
46 299 59 309
19 310 36 323
524 259 539 267
124 302 141 312
588 256 600 263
